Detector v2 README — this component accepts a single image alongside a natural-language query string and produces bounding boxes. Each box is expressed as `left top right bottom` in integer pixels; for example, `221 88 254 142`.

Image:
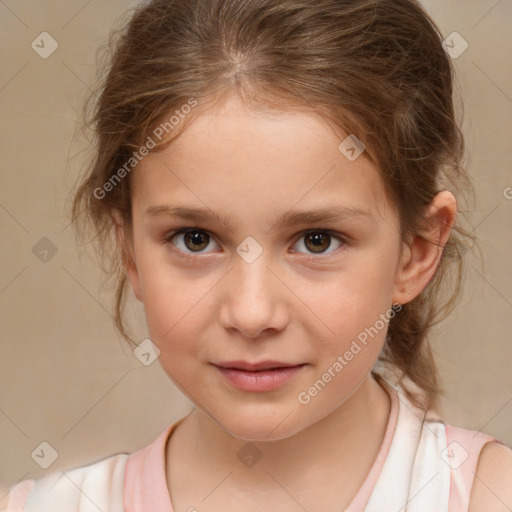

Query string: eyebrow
145 204 374 231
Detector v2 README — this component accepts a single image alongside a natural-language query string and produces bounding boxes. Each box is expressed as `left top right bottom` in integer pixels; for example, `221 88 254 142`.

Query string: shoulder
1 453 128 512
469 441 512 512
0 479 35 511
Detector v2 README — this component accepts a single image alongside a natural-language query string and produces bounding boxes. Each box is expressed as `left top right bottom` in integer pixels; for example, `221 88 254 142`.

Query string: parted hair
72 0 477 411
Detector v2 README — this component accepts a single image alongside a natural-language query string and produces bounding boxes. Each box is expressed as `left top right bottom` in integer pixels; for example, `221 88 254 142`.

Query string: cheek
303 292 392 408
134 246 185 336
142 279 206 345
135 249 217 352
141 280 207 387
305 257 396 362
315 260 395 320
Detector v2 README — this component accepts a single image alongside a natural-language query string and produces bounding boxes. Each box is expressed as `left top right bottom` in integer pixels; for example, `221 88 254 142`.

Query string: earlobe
111 208 143 303
392 190 457 305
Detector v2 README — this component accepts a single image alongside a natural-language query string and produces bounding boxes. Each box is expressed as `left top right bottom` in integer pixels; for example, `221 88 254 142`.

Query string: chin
213 408 307 442
225 423 295 442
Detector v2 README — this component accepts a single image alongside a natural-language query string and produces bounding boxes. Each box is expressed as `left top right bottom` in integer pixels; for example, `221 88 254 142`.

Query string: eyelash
164 227 349 261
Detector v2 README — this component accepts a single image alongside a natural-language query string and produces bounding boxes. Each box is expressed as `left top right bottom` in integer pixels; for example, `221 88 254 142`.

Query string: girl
3 0 512 510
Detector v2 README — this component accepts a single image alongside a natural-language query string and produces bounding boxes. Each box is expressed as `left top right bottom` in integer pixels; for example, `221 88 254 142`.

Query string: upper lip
212 360 304 371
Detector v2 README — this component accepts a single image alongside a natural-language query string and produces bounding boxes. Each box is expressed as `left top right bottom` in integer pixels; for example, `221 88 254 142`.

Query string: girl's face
125 95 407 440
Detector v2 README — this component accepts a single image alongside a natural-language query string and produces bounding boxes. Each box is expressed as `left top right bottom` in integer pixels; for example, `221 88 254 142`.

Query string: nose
219 255 289 339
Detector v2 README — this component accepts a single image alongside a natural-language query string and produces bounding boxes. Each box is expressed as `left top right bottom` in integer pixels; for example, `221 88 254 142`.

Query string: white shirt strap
24 453 128 512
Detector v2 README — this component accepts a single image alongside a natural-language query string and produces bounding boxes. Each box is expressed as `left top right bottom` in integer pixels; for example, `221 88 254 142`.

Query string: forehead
132 96 396 228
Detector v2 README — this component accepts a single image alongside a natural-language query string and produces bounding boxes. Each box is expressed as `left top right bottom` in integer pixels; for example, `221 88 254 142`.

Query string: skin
113 94 463 509
469 441 512 512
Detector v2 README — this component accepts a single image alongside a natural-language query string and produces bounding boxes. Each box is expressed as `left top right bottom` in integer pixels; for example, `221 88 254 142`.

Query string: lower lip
213 364 306 392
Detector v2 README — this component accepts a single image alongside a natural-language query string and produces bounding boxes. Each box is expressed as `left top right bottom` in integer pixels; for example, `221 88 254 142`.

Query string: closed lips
213 361 305 371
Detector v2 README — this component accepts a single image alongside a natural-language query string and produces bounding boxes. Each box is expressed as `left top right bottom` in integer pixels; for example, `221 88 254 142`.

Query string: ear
392 190 457 305
111 208 143 302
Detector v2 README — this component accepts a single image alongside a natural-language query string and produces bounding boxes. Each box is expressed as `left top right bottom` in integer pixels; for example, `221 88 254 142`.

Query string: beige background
0 0 511 494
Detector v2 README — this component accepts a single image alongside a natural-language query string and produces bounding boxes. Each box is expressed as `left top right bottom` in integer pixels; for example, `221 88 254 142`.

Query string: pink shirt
122 379 498 511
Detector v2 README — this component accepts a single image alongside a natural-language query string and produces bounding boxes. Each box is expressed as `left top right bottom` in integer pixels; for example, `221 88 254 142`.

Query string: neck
171 373 391 493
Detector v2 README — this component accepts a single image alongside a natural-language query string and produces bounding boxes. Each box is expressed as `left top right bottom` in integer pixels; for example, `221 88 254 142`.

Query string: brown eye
304 232 332 253
183 230 209 251
168 228 216 254
291 230 345 256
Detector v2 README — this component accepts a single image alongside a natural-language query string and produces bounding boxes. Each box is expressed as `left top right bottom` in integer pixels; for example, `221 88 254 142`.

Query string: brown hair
72 0 477 411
